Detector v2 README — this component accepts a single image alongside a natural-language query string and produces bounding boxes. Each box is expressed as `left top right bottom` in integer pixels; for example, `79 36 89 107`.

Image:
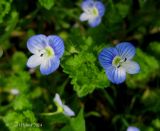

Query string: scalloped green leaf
126 48 159 88
62 37 110 97
11 52 27 72
38 0 54 10
0 0 12 23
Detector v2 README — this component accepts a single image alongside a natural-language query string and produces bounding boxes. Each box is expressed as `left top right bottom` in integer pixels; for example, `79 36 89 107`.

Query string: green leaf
6 71 30 92
61 109 85 131
38 0 54 10
62 37 110 97
148 41 160 59
139 0 146 8
115 3 130 18
3 111 40 131
11 52 27 72
70 109 85 131
0 11 19 45
13 95 32 110
61 125 73 131
0 0 12 23
126 48 159 88
141 89 160 112
3 111 24 130
23 110 37 123
106 1 130 25
152 118 160 129
43 113 69 124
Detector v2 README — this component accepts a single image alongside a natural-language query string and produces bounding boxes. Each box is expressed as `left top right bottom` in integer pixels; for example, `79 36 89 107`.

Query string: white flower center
112 56 127 68
85 7 99 19
39 46 55 58
92 7 99 16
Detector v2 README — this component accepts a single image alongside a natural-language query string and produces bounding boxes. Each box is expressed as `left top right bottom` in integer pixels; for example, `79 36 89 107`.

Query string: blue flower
27 34 64 75
54 93 75 117
98 42 140 84
127 126 140 131
80 0 105 27
0 46 3 57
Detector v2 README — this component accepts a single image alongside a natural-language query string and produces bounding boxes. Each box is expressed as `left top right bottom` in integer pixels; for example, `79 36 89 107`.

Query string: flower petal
98 47 118 70
27 34 48 54
27 55 42 68
122 61 140 74
95 1 105 17
88 17 101 27
106 66 126 84
81 0 94 12
127 126 140 131
105 66 116 83
47 35 64 59
63 105 75 117
116 42 136 60
40 56 60 75
80 13 89 21
114 67 126 84
10 89 19 95
53 93 63 107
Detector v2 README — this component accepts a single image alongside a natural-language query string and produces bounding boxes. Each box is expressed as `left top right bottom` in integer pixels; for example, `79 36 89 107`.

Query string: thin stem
100 89 115 109
59 77 70 95
121 117 129 127
40 111 60 116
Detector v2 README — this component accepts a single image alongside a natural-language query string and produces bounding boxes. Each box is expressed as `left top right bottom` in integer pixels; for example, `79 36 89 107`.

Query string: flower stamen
45 46 54 57
92 7 99 16
112 56 128 68
112 56 122 67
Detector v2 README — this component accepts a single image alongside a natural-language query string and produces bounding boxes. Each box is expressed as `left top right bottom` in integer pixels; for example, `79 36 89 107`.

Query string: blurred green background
0 0 160 131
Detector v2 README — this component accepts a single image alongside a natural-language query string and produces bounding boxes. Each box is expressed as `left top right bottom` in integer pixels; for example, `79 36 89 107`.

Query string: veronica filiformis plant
98 42 140 84
27 34 64 75
54 93 75 117
80 0 105 27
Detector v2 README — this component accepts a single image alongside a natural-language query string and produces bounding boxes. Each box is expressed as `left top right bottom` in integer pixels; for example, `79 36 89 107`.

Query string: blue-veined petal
114 67 126 84
106 66 126 84
98 47 118 70
27 34 48 54
88 17 101 27
105 66 116 83
63 105 75 116
40 56 60 75
54 93 63 107
47 35 64 59
80 13 89 21
122 61 140 74
116 42 135 60
95 1 105 17
127 126 140 131
81 0 94 12
27 55 42 68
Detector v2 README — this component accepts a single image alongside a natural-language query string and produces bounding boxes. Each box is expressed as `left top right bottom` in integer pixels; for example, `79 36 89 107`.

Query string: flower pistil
112 56 127 68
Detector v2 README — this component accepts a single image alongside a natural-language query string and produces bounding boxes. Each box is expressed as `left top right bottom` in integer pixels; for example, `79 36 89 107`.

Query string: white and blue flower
127 126 140 131
54 93 75 117
10 88 19 95
0 46 3 57
27 34 64 75
98 42 140 84
80 0 105 27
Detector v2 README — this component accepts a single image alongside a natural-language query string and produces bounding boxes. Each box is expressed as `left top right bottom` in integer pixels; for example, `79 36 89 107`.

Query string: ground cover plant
0 0 160 131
